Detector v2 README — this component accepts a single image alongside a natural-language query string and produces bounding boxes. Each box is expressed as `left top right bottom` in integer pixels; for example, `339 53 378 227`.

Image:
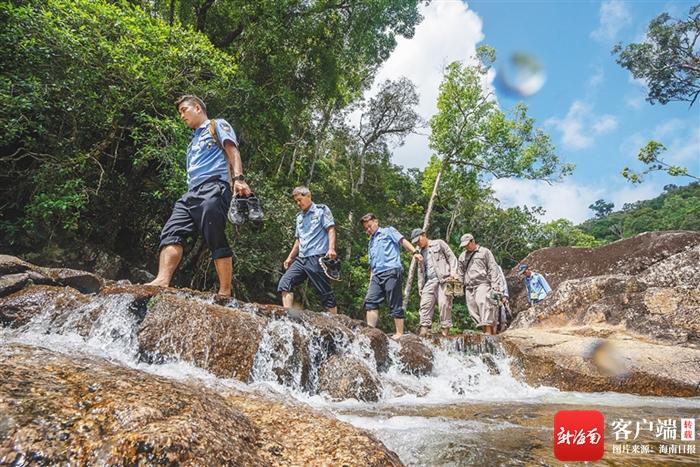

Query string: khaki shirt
458 246 502 290
417 239 459 291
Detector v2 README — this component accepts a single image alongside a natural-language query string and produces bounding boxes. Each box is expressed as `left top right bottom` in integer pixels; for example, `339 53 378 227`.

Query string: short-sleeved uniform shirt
368 226 404 273
186 119 238 190
295 203 335 258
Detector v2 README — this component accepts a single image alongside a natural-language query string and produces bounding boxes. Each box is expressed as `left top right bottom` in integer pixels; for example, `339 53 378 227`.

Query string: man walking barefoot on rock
147 95 251 297
411 228 459 338
458 233 503 336
277 186 338 313
361 213 422 339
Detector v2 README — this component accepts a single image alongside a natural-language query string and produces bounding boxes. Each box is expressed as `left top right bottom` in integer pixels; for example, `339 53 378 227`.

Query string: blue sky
368 0 700 223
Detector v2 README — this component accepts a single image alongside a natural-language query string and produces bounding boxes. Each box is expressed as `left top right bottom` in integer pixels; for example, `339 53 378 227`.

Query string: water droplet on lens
496 51 546 98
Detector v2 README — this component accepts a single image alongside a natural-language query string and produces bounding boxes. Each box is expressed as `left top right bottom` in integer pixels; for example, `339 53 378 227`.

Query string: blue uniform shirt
368 226 404 273
525 272 552 304
295 203 335 258
186 119 238 190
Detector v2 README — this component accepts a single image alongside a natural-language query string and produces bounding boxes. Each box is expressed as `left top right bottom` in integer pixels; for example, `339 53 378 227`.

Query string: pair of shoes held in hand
228 194 264 225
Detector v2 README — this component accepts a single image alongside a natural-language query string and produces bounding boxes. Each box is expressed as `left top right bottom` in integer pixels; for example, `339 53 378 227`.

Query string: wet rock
501 328 700 397
0 344 401 466
0 273 31 298
0 285 90 329
458 332 501 356
36 267 103 294
220 387 402 466
359 326 389 370
0 255 32 275
257 320 312 390
128 267 155 283
480 354 500 375
281 308 354 353
318 355 381 402
138 295 267 380
396 334 433 376
330 312 368 331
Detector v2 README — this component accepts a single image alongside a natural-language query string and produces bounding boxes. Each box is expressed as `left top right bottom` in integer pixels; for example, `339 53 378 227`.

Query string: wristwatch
233 174 245 182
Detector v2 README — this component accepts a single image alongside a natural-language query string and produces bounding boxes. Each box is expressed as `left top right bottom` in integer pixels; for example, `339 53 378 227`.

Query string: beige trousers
465 283 497 328
418 279 453 329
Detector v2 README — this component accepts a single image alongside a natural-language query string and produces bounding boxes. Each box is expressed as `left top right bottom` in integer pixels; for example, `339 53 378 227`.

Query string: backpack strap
208 119 223 150
208 119 233 185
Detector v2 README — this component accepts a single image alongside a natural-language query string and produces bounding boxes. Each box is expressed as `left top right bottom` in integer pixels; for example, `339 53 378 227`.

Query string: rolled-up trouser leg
438 281 453 329
418 279 439 327
465 288 481 326
475 284 497 327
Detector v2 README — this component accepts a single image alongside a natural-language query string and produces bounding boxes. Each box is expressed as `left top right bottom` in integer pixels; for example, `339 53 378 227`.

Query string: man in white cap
411 228 459 337
458 233 502 335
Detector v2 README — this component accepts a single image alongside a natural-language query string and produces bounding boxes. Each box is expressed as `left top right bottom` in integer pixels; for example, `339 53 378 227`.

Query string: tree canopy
613 3 700 107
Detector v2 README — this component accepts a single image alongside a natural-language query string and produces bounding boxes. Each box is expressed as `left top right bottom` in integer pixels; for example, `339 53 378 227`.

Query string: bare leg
441 327 449 337
366 309 379 327
392 318 404 339
213 256 232 296
147 244 183 287
326 306 337 314
282 291 294 308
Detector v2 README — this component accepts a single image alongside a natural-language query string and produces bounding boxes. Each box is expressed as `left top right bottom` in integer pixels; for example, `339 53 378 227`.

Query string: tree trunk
402 163 444 310
445 197 462 241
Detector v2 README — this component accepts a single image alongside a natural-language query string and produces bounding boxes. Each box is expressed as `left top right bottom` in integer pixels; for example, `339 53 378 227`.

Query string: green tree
612 4 700 107
589 199 615 218
402 46 574 308
622 140 699 184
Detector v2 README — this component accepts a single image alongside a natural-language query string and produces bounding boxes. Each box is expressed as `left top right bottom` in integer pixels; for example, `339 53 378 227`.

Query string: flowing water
2 292 698 466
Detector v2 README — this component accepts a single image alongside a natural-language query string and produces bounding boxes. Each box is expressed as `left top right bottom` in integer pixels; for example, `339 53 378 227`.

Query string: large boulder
0 344 402 466
396 334 433 376
501 328 700 397
318 354 382 402
0 285 92 329
138 294 267 380
359 326 390 370
506 231 700 312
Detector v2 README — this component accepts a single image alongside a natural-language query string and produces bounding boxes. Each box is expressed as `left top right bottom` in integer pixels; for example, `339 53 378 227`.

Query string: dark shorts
159 177 232 259
364 267 404 319
277 255 337 309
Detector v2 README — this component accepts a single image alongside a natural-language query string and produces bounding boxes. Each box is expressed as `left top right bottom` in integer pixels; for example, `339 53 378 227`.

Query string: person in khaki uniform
457 233 503 335
411 228 460 338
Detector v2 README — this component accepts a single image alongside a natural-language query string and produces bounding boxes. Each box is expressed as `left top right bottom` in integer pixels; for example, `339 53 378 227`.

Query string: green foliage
429 58 573 181
536 219 602 248
612 4 700 107
1 0 237 252
579 183 700 241
622 140 699 184
589 199 615 218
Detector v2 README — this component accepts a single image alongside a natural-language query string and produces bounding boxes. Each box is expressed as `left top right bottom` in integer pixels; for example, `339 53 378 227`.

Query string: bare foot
217 290 232 298
390 333 404 340
145 279 169 287
441 328 449 337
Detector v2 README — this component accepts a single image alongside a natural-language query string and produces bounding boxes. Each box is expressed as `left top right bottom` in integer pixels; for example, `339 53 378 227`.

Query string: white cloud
545 101 617 150
591 0 632 42
588 67 604 88
609 182 663 209
491 178 667 224
625 95 644 109
491 178 604 223
363 1 486 169
592 114 618 134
